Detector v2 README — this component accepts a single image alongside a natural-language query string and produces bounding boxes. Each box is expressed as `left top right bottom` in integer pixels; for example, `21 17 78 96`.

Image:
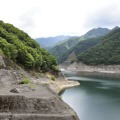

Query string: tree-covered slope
49 37 81 59
59 37 103 63
78 27 120 65
0 21 58 72
50 27 110 63
82 27 110 39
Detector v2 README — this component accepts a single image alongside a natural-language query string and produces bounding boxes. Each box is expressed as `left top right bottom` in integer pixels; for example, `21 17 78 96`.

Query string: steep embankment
0 20 58 73
0 21 80 120
0 84 79 120
0 55 80 120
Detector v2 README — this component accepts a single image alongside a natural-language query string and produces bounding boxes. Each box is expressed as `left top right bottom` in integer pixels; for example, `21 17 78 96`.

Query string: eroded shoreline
62 62 120 74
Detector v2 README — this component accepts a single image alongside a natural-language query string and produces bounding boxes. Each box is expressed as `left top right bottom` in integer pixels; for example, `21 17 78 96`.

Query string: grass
51 75 55 81
0 49 4 56
20 78 31 84
46 73 56 81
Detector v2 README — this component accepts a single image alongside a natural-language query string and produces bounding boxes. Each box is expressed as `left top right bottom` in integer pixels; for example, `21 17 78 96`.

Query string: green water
62 71 120 120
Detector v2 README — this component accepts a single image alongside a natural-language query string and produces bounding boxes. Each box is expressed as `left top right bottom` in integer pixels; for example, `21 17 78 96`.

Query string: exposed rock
0 69 26 86
10 88 21 93
0 56 25 87
0 55 80 120
10 86 35 93
0 85 79 120
66 62 120 73
0 56 6 68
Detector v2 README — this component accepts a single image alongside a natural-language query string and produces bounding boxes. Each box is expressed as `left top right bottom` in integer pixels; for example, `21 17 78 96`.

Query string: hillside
0 20 58 73
82 27 110 39
35 35 71 49
49 37 81 59
78 27 120 65
50 27 110 63
59 36 103 63
0 49 80 120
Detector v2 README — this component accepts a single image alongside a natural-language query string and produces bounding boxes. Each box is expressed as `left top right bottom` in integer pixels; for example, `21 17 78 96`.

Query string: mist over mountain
82 27 110 38
35 35 72 49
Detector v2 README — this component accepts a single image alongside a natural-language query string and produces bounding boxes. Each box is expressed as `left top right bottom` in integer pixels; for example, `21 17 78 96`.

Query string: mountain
49 27 110 62
0 20 58 73
59 36 103 63
82 27 110 39
35 35 71 49
49 37 81 59
78 27 120 65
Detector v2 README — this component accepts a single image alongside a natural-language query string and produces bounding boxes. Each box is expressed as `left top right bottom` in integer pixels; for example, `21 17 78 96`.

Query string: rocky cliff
0 56 79 120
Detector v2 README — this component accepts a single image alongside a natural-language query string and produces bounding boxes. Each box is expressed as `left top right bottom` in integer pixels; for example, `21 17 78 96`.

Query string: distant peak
83 27 110 38
91 27 110 30
112 26 120 30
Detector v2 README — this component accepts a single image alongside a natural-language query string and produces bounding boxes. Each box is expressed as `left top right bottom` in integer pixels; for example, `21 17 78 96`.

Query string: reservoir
62 71 120 120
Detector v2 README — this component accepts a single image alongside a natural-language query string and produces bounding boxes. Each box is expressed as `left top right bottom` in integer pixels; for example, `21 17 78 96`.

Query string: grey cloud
19 7 40 31
83 4 120 29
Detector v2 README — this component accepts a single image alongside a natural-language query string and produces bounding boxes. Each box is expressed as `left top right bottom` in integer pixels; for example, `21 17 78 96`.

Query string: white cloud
0 0 120 38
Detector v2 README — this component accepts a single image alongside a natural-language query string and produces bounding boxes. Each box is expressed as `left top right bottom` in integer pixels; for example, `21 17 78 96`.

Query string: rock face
10 86 35 93
0 85 79 120
0 56 80 120
66 62 120 73
0 69 25 86
0 56 5 68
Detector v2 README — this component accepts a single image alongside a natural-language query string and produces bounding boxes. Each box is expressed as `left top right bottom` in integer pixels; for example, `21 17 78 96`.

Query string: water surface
62 71 120 120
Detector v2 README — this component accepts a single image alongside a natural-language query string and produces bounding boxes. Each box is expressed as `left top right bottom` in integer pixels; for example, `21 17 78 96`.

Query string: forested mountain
78 27 120 65
50 27 110 62
59 36 103 63
35 35 71 49
49 37 81 59
82 27 110 39
0 21 58 72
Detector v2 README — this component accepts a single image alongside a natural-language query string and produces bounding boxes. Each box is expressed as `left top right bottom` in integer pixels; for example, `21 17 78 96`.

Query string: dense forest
59 37 103 63
49 27 110 63
49 37 80 59
0 21 59 73
78 27 120 65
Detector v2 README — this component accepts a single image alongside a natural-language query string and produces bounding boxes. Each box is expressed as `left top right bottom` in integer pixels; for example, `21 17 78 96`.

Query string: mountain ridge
78 27 120 65
49 27 110 62
35 35 72 49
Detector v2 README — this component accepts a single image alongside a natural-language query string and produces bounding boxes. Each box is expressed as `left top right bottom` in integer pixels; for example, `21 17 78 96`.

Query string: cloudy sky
1 0 120 38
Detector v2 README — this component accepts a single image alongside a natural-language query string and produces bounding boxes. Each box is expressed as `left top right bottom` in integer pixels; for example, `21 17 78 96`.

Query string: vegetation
50 75 55 81
78 27 120 65
83 27 110 39
49 37 83 60
58 37 103 63
0 20 58 73
49 27 110 63
20 78 31 84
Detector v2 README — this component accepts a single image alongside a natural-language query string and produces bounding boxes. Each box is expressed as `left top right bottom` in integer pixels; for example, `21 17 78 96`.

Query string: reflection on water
62 71 120 120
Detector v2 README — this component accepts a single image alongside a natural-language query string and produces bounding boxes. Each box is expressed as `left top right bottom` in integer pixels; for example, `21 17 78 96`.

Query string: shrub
20 78 30 84
0 49 4 56
51 75 55 81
